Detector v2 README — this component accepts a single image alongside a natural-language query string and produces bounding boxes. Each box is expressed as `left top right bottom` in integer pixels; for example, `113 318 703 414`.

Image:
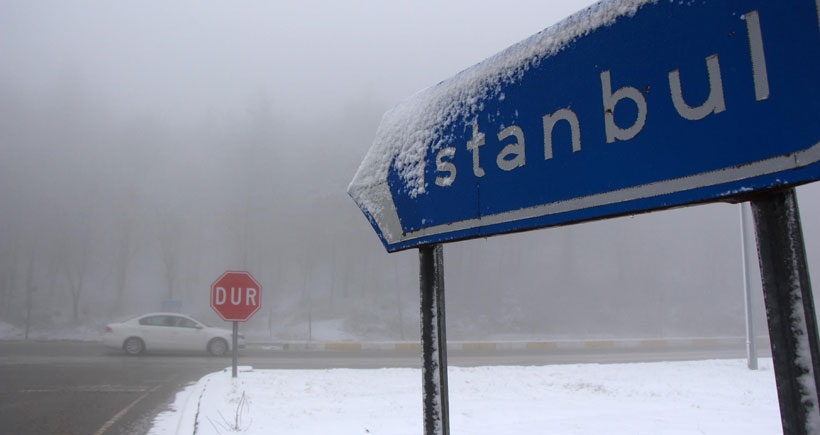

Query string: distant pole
24 255 35 342
752 188 820 434
419 244 450 435
739 202 758 370
24 286 33 341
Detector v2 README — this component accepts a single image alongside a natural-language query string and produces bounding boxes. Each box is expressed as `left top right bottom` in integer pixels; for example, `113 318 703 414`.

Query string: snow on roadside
0 321 23 340
150 358 781 435
0 321 102 342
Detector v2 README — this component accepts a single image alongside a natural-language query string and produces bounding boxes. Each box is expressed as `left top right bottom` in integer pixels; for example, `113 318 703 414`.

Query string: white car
102 312 244 356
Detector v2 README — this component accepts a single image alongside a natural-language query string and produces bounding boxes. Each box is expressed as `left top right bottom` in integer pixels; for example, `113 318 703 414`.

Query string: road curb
172 374 210 435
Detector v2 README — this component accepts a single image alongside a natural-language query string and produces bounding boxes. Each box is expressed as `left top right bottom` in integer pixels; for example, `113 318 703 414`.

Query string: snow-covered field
150 358 781 435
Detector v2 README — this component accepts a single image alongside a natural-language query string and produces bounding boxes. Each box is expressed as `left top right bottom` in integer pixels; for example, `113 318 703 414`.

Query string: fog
2 0 818 341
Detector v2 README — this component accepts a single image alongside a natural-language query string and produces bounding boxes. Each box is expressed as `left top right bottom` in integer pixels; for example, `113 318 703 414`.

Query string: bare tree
157 210 181 301
301 253 316 341
0 234 20 321
24 253 36 339
113 193 140 314
62 231 93 324
393 258 406 340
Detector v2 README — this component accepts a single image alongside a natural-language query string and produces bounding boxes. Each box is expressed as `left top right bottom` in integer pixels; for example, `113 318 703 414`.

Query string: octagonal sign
210 271 262 322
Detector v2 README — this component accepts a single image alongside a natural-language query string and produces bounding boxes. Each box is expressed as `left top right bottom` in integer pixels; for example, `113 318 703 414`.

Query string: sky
1 0 598 123
1 0 819 340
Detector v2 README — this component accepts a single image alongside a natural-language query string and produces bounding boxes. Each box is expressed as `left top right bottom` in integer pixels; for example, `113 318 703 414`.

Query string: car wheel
208 338 229 356
123 337 145 355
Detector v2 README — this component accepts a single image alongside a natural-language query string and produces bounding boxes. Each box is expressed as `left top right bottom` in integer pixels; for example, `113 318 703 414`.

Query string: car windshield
190 317 210 327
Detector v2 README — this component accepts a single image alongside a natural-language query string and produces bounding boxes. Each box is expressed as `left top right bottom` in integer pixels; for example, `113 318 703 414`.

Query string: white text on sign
434 10 769 188
214 287 259 306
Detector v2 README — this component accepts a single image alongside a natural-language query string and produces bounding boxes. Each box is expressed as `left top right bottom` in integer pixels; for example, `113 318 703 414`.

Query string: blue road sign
349 0 820 252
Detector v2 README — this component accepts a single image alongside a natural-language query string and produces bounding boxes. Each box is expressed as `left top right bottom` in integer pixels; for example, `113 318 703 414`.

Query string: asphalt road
0 341 228 435
0 340 767 435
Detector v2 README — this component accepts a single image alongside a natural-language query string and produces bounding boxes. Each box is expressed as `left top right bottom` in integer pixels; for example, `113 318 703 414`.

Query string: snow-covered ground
0 321 23 340
0 320 103 342
150 358 781 435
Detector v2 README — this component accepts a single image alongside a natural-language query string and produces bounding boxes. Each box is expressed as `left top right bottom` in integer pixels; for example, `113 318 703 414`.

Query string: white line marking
93 384 161 435
20 385 150 393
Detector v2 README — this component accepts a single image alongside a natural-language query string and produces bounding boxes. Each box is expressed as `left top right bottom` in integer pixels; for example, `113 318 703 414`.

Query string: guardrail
245 336 771 352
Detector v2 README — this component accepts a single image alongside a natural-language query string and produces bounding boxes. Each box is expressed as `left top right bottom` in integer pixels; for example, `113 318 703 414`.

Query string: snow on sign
349 0 820 252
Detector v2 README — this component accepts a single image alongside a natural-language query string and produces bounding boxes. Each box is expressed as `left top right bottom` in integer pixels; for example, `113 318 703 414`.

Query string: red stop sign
210 271 262 322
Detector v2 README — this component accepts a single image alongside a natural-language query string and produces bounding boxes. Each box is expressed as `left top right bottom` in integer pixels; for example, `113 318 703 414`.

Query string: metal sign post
739 203 759 370
752 188 820 433
419 245 450 435
232 321 239 378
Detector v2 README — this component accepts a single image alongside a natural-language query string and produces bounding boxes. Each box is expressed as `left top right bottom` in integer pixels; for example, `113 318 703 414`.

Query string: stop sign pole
210 271 262 378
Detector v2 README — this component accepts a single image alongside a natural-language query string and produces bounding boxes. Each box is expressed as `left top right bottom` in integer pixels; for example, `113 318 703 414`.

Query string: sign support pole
740 203 759 370
419 244 450 435
751 188 820 434
232 321 239 378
